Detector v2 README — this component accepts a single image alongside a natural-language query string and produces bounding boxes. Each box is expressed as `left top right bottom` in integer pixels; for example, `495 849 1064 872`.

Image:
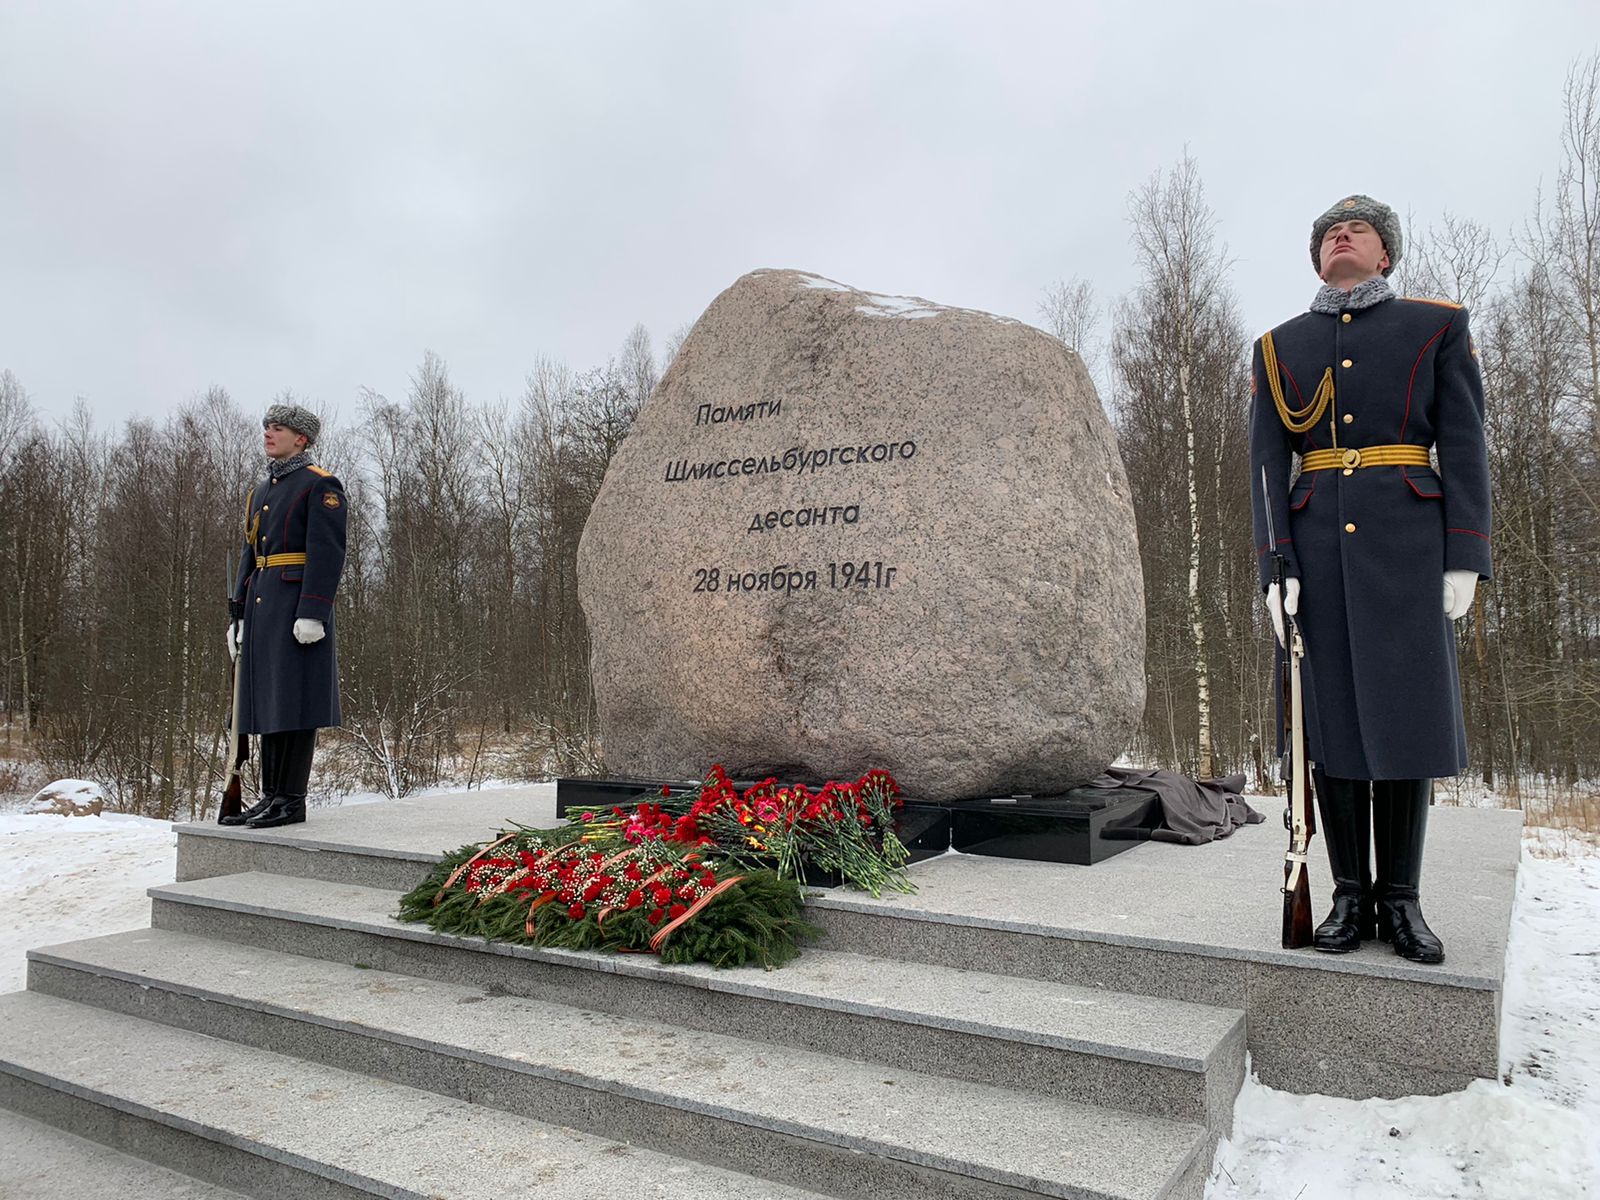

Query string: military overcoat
1249 295 1492 780
230 461 347 734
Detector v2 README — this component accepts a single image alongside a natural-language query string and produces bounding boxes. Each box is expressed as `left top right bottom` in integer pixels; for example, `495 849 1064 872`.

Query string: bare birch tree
1114 156 1248 779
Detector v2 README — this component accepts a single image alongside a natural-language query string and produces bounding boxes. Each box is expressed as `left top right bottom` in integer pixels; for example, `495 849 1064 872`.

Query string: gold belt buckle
1341 448 1361 469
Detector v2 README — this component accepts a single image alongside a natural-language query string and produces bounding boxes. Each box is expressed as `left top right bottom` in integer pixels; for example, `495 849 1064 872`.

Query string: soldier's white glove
1266 578 1301 648
1443 570 1477 621
226 621 242 662
293 618 326 645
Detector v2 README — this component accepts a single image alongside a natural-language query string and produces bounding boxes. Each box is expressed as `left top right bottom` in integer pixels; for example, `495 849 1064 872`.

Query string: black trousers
260 729 317 800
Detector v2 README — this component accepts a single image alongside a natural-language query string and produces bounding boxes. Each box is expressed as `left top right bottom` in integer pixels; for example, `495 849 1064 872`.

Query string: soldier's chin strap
1262 330 1335 435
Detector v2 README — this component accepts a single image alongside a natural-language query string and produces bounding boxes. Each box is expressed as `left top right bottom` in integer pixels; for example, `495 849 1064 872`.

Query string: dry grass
1435 773 1600 858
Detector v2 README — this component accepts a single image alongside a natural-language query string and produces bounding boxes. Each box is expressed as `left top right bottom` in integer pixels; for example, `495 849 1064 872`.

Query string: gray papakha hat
1310 194 1403 277
263 403 321 446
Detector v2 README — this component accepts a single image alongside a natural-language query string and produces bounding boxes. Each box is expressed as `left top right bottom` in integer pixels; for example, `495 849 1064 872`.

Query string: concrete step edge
144 875 1243 1074
0 1109 249 1200
21 942 1210 1200
0 991 847 1200
0 1053 388 1196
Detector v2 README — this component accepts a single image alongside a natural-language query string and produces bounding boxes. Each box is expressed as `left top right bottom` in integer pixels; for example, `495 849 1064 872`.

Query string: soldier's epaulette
307 464 333 477
1400 297 1463 310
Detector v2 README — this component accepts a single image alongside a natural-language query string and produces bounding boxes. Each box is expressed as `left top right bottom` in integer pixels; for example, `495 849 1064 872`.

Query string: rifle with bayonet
1262 467 1316 949
219 549 250 823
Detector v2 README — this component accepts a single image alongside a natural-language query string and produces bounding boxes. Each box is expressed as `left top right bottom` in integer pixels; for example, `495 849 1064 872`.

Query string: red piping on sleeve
1401 321 1453 441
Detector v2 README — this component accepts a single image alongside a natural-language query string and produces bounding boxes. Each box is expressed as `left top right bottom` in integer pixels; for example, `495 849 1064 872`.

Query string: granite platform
168 784 1519 1100
0 783 1521 1200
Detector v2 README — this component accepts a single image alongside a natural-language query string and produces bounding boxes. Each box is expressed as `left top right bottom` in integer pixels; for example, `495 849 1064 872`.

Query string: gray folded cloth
1088 766 1265 845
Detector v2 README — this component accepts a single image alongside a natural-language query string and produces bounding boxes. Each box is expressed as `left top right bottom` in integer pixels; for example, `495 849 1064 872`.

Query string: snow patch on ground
1208 841 1600 1198
0 811 177 992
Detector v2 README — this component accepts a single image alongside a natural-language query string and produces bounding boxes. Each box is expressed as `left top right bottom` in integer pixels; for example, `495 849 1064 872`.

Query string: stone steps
0 991 839 1200
0 1108 248 1199
169 815 1509 1100
141 871 1246 1132
10 948 1211 1200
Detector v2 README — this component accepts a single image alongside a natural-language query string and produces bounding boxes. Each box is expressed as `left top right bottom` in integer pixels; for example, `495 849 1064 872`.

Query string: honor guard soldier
1249 195 1493 964
221 403 348 829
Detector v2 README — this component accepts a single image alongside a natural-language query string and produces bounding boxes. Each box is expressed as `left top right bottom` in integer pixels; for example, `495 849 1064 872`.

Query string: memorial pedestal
555 777 1160 876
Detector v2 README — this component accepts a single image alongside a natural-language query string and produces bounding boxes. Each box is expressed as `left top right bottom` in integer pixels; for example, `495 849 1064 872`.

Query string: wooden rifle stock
219 551 250 822
1280 615 1316 948
1262 467 1316 948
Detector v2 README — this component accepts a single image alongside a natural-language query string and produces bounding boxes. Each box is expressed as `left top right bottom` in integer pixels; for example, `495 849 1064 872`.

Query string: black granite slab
945 787 1162 865
555 776 696 819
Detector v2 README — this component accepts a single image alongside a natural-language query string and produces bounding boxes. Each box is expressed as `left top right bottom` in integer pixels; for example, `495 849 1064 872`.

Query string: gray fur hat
1310 194 1403 277
263 402 321 446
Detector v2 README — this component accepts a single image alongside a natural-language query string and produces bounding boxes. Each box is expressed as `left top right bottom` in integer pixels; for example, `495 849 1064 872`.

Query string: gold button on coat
1342 358 1353 368
256 596 263 603
1343 468 1354 476
1342 313 1352 323
1343 413 1354 424
1345 523 1356 533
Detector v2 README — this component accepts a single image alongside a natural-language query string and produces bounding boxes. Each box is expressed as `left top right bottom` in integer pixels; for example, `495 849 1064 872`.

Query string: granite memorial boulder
577 269 1144 801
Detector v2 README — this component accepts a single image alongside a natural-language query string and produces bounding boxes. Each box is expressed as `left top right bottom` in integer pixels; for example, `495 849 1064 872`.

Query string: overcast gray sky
3 1 1597 430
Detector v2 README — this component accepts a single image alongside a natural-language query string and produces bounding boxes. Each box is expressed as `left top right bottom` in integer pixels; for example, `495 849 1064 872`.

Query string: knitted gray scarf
1310 276 1394 315
268 452 315 480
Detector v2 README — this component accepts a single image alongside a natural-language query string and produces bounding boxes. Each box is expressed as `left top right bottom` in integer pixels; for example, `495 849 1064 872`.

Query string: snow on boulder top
26 779 107 817
788 270 1021 324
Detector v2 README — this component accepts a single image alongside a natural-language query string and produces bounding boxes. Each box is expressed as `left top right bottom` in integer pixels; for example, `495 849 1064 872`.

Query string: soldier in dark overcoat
1249 195 1492 964
221 402 347 829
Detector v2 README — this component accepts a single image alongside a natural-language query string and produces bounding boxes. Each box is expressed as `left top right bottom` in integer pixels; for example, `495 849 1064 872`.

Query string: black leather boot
221 733 280 826
245 795 306 828
1374 779 1445 964
246 730 315 830
219 795 274 827
1312 771 1374 952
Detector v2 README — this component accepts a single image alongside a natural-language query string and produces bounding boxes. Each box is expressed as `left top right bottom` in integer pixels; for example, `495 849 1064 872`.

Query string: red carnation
567 903 586 920
625 889 644 909
668 903 688 920
581 881 604 902
648 908 664 924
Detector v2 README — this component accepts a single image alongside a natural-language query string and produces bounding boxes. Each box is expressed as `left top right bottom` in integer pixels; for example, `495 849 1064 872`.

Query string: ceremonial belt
255 552 307 569
1301 444 1430 472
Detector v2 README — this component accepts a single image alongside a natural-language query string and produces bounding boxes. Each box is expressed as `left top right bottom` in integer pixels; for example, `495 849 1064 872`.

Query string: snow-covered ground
0 809 177 993
0 784 1596 1196
1210 847 1600 1199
